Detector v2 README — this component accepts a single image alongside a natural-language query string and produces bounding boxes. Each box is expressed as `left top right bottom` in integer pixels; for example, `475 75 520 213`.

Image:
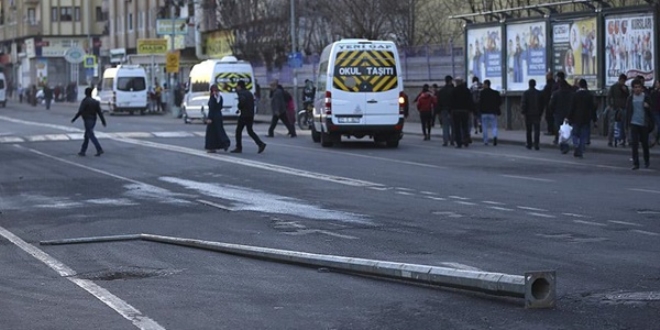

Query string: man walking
71 87 106 156
43 84 53 110
566 79 597 158
450 78 474 148
436 76 454 146
521 79 544 150
415 84 436 140
627 79 654 170
607 74 630 146
231 81 266 154
542 72 555 135
549 78 574 148
267 82 296 138
478 79 502 146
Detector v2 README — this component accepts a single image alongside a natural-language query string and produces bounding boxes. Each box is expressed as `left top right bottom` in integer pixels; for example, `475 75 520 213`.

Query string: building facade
0 0 107 89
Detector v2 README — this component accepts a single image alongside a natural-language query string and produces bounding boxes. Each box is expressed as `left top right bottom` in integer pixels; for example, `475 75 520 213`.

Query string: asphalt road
1 100 659 330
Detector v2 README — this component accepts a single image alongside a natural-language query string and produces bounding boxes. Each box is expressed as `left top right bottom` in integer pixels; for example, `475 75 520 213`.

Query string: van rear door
116 76 147 108
331 51 366 125
214 70 254 116
361 49 400 125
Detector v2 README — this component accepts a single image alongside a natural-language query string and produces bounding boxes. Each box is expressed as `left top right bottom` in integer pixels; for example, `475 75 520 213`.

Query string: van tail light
324 91 332 115
398 91 406 115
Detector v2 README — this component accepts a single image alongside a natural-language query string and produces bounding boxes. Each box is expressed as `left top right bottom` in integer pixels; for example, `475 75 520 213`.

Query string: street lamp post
168 4 177 116
290 0 298 110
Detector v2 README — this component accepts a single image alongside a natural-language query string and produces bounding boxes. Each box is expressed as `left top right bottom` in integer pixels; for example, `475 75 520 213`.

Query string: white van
312 39 405 148
182 56 256 123
97 65 148 115
0 72 6 107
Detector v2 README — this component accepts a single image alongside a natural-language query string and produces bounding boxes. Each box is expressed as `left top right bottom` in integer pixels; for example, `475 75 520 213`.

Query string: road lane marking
425 196 447 201
517 206 548 212
528 212 556 218
608 220 642 227
197 199 235 211
420 191 438 195
629 188 660 194
631 229 660 236
489 206 514 211
0 136 24 143
395 191 415 196
395 187 415 191
573 220 607 227
454 201 477 206
286 229 358 240
448 196 470 200
562 213 589 218
482 201 505 205
0 225 165 330
152 131 195 138
111 132 155 138
501 175 555 182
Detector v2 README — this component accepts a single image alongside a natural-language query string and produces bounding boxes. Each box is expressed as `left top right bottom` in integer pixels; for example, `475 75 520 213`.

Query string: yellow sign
203 30 233 58
332 50 398 92
137 39 168 55
166 51 180 73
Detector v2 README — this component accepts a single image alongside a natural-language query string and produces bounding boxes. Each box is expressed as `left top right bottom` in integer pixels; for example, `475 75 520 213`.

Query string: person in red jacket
415 84 437 140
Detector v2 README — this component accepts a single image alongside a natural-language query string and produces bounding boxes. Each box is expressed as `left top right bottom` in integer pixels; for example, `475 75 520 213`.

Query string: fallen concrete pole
40 233 556 308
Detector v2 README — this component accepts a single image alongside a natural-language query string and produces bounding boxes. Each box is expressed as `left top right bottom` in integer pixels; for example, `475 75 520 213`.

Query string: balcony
23 21 41 37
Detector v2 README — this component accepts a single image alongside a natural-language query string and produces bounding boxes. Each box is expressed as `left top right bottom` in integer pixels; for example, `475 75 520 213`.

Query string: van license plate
337 117 360 123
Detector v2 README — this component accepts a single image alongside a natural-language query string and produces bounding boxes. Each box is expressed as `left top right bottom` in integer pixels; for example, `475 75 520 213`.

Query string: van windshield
191 81 210 93
117 77 146 92
0 80 5 89
333 50 398 92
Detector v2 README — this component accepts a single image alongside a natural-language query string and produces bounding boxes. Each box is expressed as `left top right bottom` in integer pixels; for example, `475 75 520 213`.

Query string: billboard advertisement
605 13 654 87
505 21 548 91
551 17 599 89
467 26 503 90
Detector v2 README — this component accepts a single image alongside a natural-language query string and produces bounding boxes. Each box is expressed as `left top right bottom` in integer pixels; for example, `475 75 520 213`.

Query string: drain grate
74 266 180 281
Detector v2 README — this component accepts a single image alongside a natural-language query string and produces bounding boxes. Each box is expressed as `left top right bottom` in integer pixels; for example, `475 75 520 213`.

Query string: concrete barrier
41 233 556 308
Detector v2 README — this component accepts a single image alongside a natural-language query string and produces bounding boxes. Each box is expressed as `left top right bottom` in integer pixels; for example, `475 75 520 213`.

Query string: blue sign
86 68 94 77
287 52 303 69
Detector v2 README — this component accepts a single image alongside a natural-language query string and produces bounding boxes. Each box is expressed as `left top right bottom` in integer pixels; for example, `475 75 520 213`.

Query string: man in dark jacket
521 79 544 150
542 72 555 135
267 82 296 138
71 87 106 156
566 79 597 158
548 79 574 146
449 78 474 148
478 79 501 146
43 85 54 110
232 81 266 154
436 75 454 146
607 74 630 146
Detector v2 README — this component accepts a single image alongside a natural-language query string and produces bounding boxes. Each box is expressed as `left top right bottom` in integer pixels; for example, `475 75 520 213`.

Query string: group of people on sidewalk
411 70 657 170
413 75 501 148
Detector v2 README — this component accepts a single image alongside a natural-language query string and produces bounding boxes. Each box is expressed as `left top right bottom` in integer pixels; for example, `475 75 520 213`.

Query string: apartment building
0 0 106 89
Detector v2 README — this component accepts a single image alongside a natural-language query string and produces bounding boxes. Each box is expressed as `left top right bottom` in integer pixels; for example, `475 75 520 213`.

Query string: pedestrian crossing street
0 131 208 144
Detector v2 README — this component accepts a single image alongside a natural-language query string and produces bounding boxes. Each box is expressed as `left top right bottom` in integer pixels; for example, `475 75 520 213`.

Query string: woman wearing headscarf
205 84 231 153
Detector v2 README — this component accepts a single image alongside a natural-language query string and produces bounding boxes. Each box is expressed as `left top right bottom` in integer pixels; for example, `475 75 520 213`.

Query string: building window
51 7 58 22
60 7 73 22
138 11 144 30
74 7 81 22
27 8 36 25
96 6 104 22
128 13 133 31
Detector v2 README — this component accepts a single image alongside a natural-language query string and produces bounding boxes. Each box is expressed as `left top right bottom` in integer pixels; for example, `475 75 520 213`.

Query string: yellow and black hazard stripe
333 50 398 92
214 72 254 91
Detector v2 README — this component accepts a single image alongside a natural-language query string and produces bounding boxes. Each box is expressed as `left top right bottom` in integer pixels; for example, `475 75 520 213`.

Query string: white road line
197 199 235 211
489 206 514 211
66 133 85 140
152 131 195 138
0 136 24 143
528 212 556 218
43 134 71 141
454 201 477 206
448 196 470 200
24 135 48 142
395 187 415 191
193 132 206 137
631 229 660 236
517 206 548 212
368 187 390 191
425 196 447 201
420 191 438 195
608 220 643 227
112 132 155 138
287 229 358 240
562 213 589 218
482 201 505 205
501 175 555 182
395 191 415 196
629 188 660 194
0 115 82 132
0 226 165 330
573 220 607 227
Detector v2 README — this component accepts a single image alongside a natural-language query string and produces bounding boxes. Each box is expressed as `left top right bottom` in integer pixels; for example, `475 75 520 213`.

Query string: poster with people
605 13 654 87
505 21 547 91
467 26 503 90
551 17 598 89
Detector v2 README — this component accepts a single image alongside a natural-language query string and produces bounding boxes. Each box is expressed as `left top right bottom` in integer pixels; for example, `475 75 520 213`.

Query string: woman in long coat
205 85 231 152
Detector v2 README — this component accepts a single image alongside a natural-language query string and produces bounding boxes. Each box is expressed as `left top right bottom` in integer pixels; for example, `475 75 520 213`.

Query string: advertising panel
605 13 654 87
551 17 598 89
466 26 503 90
505 21 548 91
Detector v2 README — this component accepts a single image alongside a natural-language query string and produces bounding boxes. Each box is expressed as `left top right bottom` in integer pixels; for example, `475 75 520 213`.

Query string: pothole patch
73 266 181 281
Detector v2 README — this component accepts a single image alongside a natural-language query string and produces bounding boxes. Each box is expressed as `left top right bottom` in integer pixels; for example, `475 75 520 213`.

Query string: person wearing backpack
415 84 436 140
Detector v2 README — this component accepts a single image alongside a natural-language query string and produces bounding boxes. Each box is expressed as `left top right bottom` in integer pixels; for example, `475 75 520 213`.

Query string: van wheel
311 125 321 143
321 131 333 147
386 140 400 148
